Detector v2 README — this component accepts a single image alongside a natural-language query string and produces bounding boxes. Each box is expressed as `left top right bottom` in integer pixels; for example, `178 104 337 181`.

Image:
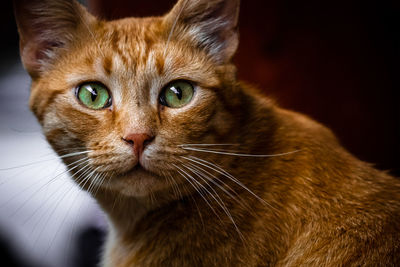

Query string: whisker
24 161 92 229
35 162 97 252
178 143 239 147
186 160 258 219
0 157 61 188
173 163 222 221
184 161 237 201
0 158 60 171
181 163 245 242
92 171 109 197
149 189 157 206
167 172 186 200
183 160 251 210
0 150 90 171
31 182 76 255
22 177 71 226
74 165 96 186
189 189 205 231
52 147 88 154
162 171 180 199
77 167 101 193
1 158 90 210
39 182 79 258
181 147 246 154
183 156 275 210
181 147 300 158
65 191 88 263
86 172 101 196
59 150 91 159
43 184 83 259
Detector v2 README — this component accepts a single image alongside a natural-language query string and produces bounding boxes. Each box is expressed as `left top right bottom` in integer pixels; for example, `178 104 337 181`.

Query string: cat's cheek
54 103 111 140
209 108 236 138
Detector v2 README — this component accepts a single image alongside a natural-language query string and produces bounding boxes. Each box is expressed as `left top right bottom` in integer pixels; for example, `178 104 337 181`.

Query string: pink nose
122 133 154 158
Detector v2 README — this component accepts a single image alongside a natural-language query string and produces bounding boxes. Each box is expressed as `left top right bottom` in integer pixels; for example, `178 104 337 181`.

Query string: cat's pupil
91 88 98 101
170 86 182 100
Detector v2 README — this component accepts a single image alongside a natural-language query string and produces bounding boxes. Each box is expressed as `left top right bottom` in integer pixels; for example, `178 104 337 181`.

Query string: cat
14 0 400 266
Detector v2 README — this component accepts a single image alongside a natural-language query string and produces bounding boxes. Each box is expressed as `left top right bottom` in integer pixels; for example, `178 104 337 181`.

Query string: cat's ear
165 0 240 64
13 0 97 79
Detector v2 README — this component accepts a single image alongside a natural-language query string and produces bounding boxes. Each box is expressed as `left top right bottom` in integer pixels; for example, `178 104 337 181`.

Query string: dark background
0 0 399 266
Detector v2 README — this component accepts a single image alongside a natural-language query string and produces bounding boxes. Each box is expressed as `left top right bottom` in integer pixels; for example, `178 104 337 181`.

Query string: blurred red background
88 0 399 176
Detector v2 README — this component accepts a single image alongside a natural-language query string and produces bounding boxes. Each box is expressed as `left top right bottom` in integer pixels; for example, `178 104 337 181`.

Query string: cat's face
15 0 240 197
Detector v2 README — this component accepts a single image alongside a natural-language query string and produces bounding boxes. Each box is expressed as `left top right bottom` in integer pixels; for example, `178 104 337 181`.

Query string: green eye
77 83 111 109
160 81 194 108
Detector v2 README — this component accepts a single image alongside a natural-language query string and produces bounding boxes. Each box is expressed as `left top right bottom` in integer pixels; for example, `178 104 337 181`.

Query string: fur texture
14 0 400 266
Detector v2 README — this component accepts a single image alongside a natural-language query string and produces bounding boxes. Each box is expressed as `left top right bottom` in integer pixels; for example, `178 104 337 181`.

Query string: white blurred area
0 61 106 267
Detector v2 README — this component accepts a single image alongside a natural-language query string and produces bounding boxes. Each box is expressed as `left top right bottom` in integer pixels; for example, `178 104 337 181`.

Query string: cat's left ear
165 0 240 64
13 0 97 79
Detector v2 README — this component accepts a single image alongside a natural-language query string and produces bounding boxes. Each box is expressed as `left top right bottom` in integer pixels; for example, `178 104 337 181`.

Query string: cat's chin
105 164 168 198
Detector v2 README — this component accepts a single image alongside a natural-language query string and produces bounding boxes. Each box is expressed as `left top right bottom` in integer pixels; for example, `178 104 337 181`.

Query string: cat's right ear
13 0 97 79
165 0 240 65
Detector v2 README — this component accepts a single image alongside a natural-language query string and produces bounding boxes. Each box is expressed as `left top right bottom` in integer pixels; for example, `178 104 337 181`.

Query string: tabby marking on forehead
102 56 113 76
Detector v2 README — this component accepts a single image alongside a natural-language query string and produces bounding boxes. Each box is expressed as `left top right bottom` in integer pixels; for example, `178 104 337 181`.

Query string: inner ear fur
165 0 240 64
13 0 97 79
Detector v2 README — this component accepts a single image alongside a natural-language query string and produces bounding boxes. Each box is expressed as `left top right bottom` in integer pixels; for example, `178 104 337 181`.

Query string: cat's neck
96 172 293 266
95 179 200 234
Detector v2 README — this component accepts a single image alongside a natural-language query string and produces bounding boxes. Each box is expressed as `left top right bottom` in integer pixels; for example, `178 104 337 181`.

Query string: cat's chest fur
102 197 270 267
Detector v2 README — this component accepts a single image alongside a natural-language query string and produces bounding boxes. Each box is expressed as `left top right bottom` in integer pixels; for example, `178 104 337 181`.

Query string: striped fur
14 0 400 266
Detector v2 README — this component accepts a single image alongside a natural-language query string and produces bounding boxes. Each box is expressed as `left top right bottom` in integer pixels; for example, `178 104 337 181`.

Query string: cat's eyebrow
65 74 87 85
63 56 114 85
64 73 105 86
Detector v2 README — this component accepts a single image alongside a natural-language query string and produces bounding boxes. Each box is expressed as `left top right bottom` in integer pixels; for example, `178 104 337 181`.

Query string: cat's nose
122 133 154 158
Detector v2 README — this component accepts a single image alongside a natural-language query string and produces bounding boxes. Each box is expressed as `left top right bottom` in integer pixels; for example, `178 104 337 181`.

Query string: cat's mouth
130 164 146 173
122 162 153 178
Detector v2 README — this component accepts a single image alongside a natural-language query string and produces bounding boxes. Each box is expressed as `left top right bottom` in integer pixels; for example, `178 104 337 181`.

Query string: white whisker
1 158 90 210
183 156 275 210
0 150 90 171
29 162 92 232
178 143 239 147
43 184 83 259
173 163 221 221
59 150 91 159
92 172 108 197
181 163 245 242
181 147 300 158
185 161 238 202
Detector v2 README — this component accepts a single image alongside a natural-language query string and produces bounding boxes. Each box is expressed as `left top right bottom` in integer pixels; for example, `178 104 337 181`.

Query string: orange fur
14 0 400 266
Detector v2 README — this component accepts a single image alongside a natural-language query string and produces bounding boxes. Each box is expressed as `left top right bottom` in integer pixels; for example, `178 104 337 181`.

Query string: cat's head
14 0 244 198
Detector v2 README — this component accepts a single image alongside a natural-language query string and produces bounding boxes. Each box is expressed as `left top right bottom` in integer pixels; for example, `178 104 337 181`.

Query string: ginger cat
14 0 400 266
